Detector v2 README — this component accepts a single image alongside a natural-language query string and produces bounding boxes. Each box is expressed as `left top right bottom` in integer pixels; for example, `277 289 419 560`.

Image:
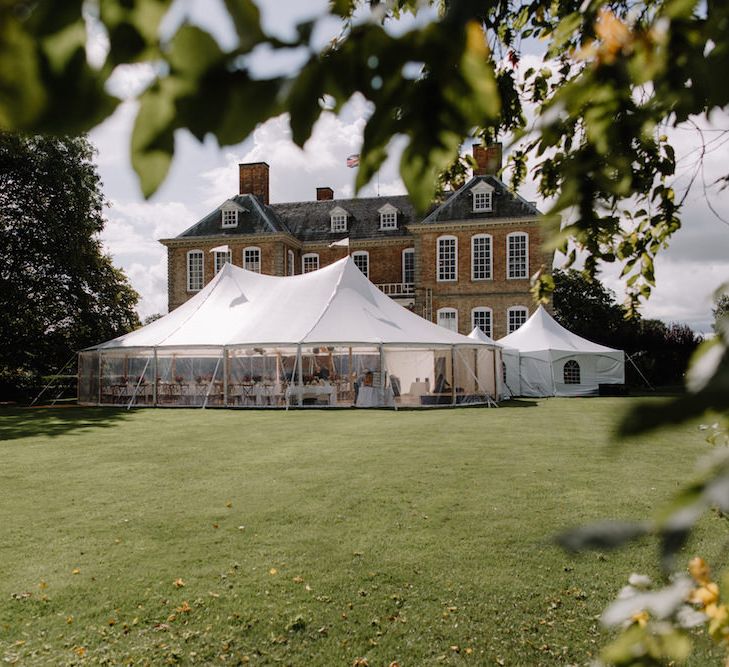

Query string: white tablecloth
356 386 395 408
286 384 336 405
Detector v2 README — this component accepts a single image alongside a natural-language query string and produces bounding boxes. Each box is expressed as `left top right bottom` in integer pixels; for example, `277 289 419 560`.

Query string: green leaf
223 0 265 52
286 58 327 147
41 19 87 73
168 25 224 81
100 0 172 65
0 18 47 129
131 83 176 198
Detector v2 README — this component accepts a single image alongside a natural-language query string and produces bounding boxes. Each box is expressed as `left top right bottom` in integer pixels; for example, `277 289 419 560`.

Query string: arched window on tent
564 359 581 384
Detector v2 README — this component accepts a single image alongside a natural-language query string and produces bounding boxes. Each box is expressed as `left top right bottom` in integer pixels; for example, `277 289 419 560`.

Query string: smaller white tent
497 306 625 397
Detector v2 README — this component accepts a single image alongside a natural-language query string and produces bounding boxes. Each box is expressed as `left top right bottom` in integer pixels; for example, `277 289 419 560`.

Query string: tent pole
30 352 77 407
223 347 229 406
493 347 498 400
451 347 456 405
153 350 158 406
626 353 654 391
549 354 557 397
297 345 304 407
127 357 151 410
203 354 222 409
98 351 102 406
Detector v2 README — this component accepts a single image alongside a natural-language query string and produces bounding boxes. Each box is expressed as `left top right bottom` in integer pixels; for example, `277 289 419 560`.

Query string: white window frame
507 232 529 280
507 306 528 334
287 249 295 276
378 203 399 230
437 307 458 332
214 249 232 274
186 249 204 292
402 248 415 284
330 206 348 233
436 235 458 282
471 307 493 338
471 180 494 213
471 234 492 281
221 207 239 228
302 253 319 273
564 359 581 384
352 250 369 278
243 246 261 273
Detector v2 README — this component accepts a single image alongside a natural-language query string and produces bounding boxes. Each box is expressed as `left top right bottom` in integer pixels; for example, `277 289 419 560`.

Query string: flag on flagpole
346 154 360 168
328 237 350 248
210 245 231 253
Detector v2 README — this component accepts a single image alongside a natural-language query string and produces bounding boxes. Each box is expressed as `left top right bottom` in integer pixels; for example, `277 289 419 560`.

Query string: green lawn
0 400 724 666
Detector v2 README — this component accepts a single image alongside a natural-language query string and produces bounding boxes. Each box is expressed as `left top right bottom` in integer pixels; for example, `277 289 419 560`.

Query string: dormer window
378 203 398 230
221 200 244 228
471 181 494 213
222 209 238 227
330 206 348 233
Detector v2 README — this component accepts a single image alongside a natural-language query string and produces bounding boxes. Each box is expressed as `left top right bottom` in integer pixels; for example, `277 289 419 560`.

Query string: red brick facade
161 153 551 340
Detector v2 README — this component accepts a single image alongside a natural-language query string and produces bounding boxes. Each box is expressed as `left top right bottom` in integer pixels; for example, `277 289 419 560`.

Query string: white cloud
100 200 197 318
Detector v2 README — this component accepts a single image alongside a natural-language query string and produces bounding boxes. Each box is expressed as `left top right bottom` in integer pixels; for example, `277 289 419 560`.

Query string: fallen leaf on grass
293 576 304 584
66 616 73 624
10 592 31 600
225 500 233 508
72 568 80 575
176 601 191 613
38 580 48 590
73 646 86 657
352 659 369 667
212 523 219 529
173 578 185 588
269 568 278 576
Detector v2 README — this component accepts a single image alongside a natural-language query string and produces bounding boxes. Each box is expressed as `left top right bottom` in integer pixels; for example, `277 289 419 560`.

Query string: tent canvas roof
91 257 494 350
467 327 501 347
497 305 621 354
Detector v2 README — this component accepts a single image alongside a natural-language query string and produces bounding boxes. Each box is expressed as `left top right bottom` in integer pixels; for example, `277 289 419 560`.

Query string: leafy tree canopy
2 0 727 311
0 133 140 399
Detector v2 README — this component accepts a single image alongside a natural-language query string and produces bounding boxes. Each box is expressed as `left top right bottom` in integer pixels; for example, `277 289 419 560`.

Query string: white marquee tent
497 306 625 397
79 257 502 408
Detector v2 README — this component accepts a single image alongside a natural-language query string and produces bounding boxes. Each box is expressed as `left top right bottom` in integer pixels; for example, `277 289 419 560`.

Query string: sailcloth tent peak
88 255 497 350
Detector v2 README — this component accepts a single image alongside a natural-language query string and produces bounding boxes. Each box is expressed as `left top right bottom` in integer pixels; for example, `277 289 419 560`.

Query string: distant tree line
551 270 703 388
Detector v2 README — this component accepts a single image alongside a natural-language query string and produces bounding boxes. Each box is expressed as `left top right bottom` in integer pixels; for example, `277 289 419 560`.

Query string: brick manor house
160 144 553 340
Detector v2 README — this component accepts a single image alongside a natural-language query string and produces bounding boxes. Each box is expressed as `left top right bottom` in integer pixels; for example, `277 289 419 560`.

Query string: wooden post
97 351 102 405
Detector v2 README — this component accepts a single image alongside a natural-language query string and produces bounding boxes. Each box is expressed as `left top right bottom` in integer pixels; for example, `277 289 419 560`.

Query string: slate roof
270 195 417 242
178 195 291 237
175 179 538 241
421 175 540 224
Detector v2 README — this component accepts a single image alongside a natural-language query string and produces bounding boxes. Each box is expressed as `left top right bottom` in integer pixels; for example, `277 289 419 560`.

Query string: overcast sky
89 0 729 334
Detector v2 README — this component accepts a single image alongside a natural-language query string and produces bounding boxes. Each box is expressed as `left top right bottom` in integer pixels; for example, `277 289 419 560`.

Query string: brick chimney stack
239 162 270 205
472 143 502 176
316 187 334 201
